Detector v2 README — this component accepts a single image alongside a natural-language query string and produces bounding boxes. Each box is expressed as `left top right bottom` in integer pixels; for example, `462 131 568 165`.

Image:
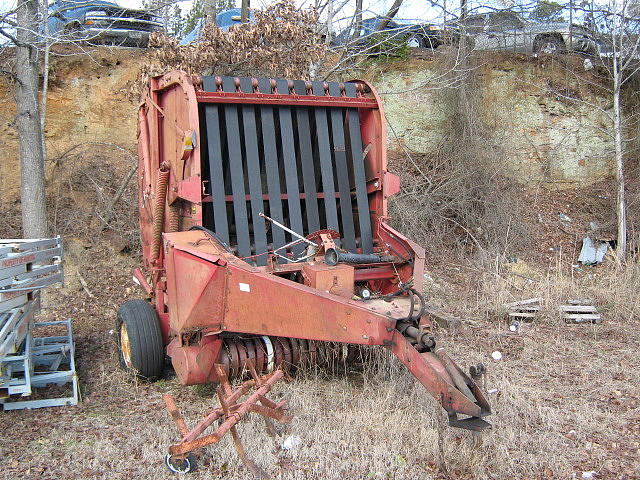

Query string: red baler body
136 71 491 430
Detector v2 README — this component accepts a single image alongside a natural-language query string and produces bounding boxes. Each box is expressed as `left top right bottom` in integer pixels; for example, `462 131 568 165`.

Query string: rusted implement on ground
163 362 290 475
117 71 491 473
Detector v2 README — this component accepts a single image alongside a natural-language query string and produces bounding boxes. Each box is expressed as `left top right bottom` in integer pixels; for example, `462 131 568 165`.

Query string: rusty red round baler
117 71 491 466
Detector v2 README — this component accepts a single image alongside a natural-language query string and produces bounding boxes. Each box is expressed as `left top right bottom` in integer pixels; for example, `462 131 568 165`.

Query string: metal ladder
0 237 78 410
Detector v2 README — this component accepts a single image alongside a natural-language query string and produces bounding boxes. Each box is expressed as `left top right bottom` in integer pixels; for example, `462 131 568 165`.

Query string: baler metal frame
121 69 491 473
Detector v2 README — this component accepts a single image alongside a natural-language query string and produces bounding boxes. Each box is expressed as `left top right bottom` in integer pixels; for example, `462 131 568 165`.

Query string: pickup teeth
220 336 361 379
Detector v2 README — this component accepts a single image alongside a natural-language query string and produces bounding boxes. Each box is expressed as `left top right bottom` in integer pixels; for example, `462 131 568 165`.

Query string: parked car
47 0 164 47
180 8 256 45
333 17 444 50
446 11 597 55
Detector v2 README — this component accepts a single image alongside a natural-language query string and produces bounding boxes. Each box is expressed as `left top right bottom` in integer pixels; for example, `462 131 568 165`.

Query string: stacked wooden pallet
560 300 602 324
504 298 542 322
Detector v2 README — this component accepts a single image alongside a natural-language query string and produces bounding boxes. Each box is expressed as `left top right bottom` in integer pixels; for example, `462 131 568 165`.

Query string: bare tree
15 0 47 237
352 0 363 40
241 0 250 23
580 0 640 261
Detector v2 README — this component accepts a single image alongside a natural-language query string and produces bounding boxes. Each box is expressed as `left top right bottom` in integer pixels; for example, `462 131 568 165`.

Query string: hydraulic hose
189 225 234 253
324 248 394 266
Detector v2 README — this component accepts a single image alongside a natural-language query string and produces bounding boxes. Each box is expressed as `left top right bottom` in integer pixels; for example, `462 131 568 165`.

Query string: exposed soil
0 46 142 203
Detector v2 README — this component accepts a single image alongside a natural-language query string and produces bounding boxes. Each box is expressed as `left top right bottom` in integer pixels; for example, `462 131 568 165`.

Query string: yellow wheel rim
120 323 133 369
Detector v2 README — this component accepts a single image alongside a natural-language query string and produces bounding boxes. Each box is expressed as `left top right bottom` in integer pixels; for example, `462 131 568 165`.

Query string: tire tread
117 299 164 379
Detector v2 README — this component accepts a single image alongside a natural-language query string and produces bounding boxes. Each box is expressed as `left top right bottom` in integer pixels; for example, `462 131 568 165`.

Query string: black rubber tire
534 35 565 55
116 299 164 380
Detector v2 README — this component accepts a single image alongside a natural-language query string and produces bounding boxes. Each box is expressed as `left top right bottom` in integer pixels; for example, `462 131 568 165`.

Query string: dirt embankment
369 52 615 187
0 48 145 204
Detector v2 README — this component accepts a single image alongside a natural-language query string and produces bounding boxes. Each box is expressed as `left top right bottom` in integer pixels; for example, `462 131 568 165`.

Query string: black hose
409 288 426 322
407 289 415 322
189 226 234 253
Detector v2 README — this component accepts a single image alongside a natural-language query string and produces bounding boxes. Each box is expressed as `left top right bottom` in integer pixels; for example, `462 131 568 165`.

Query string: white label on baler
239 283 251 292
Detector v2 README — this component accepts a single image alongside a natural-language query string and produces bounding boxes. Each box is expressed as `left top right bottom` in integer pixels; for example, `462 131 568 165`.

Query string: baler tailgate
199 76 375 263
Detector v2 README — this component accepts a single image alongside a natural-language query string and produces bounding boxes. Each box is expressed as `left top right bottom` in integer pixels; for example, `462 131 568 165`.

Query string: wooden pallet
560 300 601 324
503 297 542 322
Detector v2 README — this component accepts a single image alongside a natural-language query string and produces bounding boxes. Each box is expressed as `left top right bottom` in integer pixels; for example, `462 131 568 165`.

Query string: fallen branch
76 271 95 298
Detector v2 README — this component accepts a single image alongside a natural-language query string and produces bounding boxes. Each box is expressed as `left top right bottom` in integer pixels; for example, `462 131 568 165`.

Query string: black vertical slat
202 76 230 244
276 79 304 257
344 82 373 254
239 77 268 265
292 80 320 233
221 76 251 258
257 78 286 255
327 82 357 252
311 81 340 238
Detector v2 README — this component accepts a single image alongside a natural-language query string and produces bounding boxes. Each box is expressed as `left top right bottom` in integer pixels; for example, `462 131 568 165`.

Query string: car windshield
486 12 524 31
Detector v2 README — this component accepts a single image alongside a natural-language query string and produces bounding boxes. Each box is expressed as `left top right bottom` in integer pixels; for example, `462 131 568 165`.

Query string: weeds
388 51 527 261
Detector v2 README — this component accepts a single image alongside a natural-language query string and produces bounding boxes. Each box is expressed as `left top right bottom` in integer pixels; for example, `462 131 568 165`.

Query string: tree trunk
241 0 250 23
16 0 48 238
40 0 50 162
376 0 403 31
456 0 474 139
203 0 216 24
352 0 363 40
325 0 333 46
613 58 627 262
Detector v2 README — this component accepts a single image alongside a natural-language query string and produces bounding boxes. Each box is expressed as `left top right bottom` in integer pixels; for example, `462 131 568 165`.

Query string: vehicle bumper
83 27 156 46
560 32 598 54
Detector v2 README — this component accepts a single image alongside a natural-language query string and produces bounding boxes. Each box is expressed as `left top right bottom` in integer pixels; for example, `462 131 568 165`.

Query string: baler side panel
356 80 389 240
165 246 226 334
275 78 305 259
201 101 230 244
257 77 286 256
292 80 320 234
344 82 373 254
221 265 394 344
239 77 269 264
311 81 340 240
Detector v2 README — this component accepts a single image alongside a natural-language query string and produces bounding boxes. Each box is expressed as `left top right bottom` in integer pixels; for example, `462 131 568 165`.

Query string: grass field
1 243 638 480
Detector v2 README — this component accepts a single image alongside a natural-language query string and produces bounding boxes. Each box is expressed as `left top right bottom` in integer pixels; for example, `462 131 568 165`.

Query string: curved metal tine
230 427 270 479
246 361 278 437
214 363 233 396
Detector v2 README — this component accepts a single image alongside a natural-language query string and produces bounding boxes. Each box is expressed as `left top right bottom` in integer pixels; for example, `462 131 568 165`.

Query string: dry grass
1 242 639 479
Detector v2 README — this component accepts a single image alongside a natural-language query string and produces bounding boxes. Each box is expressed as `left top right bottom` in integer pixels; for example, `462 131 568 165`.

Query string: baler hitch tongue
389 331 492 432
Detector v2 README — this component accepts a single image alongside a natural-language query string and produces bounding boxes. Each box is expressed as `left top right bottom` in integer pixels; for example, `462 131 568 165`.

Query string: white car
448 11 597 55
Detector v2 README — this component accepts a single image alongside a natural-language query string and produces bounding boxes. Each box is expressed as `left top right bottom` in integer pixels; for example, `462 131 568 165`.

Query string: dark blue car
333 17 443 49
180 8 256 45
48 0 164 47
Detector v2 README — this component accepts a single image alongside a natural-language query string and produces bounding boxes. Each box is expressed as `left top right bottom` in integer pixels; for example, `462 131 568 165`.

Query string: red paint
136 71 491 430
196 91 378 109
